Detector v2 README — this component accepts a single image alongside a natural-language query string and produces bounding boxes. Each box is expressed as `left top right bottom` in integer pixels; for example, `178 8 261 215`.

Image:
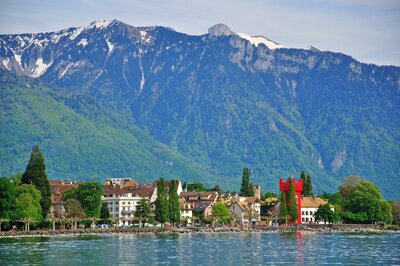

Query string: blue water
0 232 399 265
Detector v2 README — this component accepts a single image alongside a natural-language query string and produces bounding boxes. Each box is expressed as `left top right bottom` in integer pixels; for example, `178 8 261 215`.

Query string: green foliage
155 177 169 225
343 181 392 224
14 184 42 224
300 171 313 196
100 202 111 221
0 177 17 220
168 180 180 226
74 182 103 218
279 191 288 223
21 145 51 220
314 203 338 224
135 197 152 227
287 178 298 223
10 172 22 186
0 83 219 190
62 187 78 201
211 203 231 224
389 201 400 225
240 168 254 197
264 192 277 199
65 199 86 219
338 176 365 200
184 181 207 192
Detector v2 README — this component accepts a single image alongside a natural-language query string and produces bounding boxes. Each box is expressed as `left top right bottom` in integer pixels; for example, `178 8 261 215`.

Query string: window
109 202 113 205
123 202 125 205
306 218 309 222
306 211 309 215
128 202 131 205
302 218 305 222
302 211 304 215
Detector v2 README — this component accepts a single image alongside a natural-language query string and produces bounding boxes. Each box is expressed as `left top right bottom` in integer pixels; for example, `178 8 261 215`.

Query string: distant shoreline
1 225 399 238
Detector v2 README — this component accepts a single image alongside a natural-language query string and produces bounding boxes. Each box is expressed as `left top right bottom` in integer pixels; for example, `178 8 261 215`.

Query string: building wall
102 195 141 226
301 206 335 224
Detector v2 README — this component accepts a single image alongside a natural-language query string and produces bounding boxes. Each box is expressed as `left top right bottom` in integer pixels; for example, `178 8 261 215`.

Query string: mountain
1 19 399 199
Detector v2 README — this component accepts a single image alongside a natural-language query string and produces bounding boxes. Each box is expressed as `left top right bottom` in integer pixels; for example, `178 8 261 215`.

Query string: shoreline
1 225 399 238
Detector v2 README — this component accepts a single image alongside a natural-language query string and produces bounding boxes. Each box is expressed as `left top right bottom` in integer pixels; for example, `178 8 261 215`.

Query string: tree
168 180 180 226
287 178 298 223
100 202 111 224
0 177 17 228
279 191 288 225
300 171 313 197
240 168 254 197
243 207 259 228
343 181 392 224
21 145 51 220
65 199 86 230
155 177 169 226
135 197 152 227
212 184 223 195
14 184 42 231
338 176 364 200
314 203 337 224
184 181 207 192
211 203 231 225
61 187 78 201
389 201 400 225
74 182 103 219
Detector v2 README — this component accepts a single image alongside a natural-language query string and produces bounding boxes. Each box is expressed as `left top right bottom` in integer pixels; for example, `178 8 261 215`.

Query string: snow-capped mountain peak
87 19 115 30
237 33 285 50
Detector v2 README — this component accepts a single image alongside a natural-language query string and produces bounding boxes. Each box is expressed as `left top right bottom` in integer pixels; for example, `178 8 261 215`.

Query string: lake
0 232 399 265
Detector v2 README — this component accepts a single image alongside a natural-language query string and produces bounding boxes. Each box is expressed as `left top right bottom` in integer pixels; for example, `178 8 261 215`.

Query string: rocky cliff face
1 20 399 198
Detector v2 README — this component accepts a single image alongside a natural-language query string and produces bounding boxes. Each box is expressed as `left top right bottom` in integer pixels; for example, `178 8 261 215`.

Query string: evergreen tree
287 178 298 223
168 180 180 226
279 191 288 225
240 168 254 196
300 171 313 197
21 145 52 221
100 202 111 223
306 175 313 196
155 177 169 226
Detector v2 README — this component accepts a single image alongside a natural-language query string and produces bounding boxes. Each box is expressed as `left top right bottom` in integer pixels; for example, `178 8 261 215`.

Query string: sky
1 0 399 66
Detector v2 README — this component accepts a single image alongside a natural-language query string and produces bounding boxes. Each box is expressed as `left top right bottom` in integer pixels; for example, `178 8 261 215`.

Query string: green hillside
0 78 222 186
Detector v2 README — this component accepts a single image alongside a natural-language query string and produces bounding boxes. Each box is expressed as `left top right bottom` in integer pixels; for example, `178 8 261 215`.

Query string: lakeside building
179 199 193 224
49 180 80 217
179 191 218 220
301 197 334 224
229 197 261 225
102 178 183 226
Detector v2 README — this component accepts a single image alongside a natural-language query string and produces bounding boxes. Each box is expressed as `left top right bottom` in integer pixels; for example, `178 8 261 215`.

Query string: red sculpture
279 177 302 224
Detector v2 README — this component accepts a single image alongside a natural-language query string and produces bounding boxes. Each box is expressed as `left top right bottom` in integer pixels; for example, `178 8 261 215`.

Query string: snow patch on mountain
237 33 285 49
89 19 113 30
1 58 11 70
70 27 84 40
31 58 52 77
78 39 88 47
106 39 114 55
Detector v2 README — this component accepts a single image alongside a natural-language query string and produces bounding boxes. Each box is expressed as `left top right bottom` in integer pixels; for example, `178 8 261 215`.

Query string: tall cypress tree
306 175 313 197
21 145 51 220
287 178 298 223
168 180 180 226
279 191 288 225
240 168 254 196
155 177 169 226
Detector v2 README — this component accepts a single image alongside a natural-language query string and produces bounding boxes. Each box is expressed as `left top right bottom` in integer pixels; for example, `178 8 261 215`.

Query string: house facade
301 197 335 224
229 197 261 225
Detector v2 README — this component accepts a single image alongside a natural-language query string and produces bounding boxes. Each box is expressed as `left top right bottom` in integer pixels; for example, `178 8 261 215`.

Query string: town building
229 196 261 225
179 199 193 224
179 191 218 221
49 180 80 217
301 197 334 224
